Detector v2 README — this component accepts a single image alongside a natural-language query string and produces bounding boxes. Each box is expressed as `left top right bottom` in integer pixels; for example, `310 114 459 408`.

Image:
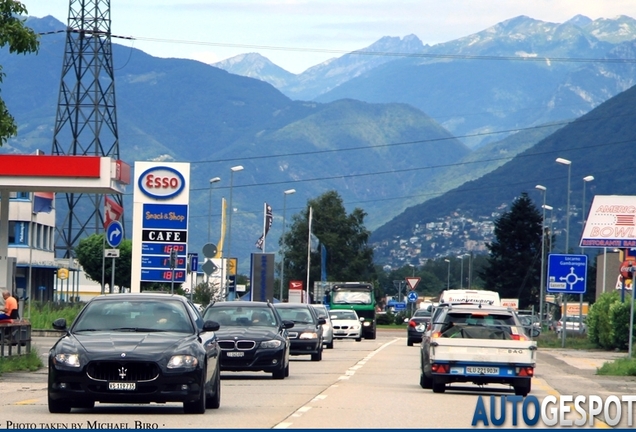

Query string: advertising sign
131 162 190 292
580 195 636 248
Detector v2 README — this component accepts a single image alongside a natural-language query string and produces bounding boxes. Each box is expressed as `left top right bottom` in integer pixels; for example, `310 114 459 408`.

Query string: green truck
325 282 376 340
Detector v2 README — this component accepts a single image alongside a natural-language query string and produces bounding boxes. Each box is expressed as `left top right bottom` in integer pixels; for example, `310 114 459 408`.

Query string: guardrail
0 320 31 356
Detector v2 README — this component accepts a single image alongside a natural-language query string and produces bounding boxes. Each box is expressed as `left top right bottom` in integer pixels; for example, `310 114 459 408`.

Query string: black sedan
48 293 221 414
202 301 293 379
273 303 325 361
406 308 432 346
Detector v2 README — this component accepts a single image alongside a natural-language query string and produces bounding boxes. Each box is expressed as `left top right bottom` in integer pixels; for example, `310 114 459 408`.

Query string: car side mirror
404 318 409 323
202 320 220 332
318 317 326 325
282 320 295 329
52 318 67 330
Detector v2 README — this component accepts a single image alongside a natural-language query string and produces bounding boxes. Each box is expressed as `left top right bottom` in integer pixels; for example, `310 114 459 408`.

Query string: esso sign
138 166 186 200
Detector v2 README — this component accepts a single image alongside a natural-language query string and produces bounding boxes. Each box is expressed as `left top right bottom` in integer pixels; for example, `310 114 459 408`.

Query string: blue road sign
407 291 418 303
547 253 588 294
106 220 123 248
393 302 407 311
189 253 198 273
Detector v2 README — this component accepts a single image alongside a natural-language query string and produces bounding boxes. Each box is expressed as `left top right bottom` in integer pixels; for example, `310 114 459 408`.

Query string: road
0 330 633 428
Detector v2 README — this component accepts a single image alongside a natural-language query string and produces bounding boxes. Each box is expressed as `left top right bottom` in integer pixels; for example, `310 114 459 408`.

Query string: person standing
0 291 18 320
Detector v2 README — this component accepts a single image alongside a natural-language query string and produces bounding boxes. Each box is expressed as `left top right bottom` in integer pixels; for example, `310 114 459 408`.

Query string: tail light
409 320 416 328
516 367 534 377
431 331 441 338
511 334 528 341
431 363 449 374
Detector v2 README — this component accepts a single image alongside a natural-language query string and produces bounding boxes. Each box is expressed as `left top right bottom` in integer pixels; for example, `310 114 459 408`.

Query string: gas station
0 154 130 299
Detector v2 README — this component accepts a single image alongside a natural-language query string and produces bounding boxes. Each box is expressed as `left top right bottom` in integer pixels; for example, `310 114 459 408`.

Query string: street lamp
556 157 572 348
207 177 221 243
542 205 554 252
279 188 296 301
536 185 547 327
457 255 468 289
444 259 450 290
579 175 594 328
556 158 572 253
226 165 244 300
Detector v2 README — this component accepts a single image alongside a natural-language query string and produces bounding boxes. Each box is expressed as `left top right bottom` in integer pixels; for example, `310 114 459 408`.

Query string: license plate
108 382 136 390
466 366 499 375
226 351 244 357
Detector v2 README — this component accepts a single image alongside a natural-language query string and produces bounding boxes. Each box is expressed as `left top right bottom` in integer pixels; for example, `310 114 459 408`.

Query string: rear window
437 311 518 340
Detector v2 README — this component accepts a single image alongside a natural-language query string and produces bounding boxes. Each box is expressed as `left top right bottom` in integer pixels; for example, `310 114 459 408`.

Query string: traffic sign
547 253 588 294
394 302 407 311
405 277 421 290
106 220 123 248
187 253 198 274
407 291 418 303
104 248 120 258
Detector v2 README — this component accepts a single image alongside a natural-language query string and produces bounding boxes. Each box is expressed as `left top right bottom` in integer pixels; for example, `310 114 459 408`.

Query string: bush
610 300 634 350
587 291 619 348
376 312 394 325
26 301 85 329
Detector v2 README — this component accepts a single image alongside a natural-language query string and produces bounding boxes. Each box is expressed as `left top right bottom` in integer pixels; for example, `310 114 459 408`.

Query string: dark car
202 301 293 379
406 308 432 346
273 303 326 361
48 293 221 414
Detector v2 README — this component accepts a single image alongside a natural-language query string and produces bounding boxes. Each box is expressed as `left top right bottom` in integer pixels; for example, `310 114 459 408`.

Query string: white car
330 309 362 342
312 304 334 349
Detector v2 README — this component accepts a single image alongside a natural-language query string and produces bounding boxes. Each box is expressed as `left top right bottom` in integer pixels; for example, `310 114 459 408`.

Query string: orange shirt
4 296 17 317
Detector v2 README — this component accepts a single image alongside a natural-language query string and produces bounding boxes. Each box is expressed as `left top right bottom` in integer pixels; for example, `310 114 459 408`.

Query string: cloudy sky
24 0 636 74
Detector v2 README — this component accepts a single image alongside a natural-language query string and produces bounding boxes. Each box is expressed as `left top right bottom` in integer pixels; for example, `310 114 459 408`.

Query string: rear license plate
466 366 499 375
226 351 244 357
108 382 136 390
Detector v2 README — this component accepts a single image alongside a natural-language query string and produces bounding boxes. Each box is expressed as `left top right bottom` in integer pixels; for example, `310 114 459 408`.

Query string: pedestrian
0 291 18 320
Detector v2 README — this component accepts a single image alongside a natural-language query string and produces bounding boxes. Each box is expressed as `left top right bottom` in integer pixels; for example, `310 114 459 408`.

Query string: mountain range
4 13 636 271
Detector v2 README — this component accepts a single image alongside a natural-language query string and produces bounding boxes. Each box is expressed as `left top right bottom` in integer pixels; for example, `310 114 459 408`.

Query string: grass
0 348 43 374
597 357 636 376
24 302 84 329
535 330 598 349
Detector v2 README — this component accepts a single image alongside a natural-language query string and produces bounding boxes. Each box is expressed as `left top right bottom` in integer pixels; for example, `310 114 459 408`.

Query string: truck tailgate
430 338 536 365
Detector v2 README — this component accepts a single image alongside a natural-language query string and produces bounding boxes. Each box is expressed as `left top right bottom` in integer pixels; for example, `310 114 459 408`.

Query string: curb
31 330 65 338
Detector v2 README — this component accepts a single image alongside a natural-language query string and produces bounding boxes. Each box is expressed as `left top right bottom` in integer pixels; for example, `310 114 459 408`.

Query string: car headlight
363 321 371 327
299 332 318 339
167 355 199 369
351 324 361 330
260 339 282 349
54 353 81 368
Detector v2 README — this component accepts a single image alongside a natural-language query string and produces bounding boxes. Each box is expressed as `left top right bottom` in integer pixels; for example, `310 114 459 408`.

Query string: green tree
280 191 375 300
0 2 39 145
480 192 542 308
75 234 132 291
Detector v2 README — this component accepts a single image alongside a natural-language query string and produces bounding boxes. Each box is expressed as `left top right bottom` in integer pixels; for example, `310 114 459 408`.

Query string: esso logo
138 166 185 200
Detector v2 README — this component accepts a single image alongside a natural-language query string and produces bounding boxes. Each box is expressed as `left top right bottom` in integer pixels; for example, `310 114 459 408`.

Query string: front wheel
311 349 322 361
272 362 286 379
206 366 221 409
183 373 206 414
48 391 71 414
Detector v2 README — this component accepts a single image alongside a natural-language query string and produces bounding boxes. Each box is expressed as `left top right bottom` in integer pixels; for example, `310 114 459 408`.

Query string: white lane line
274 423 292 429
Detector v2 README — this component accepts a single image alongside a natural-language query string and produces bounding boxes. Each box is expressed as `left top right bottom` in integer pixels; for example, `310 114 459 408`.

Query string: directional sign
407 291 419 303
106 220 123 248
406 277 421 290
547 253 588 294
393 302 407 311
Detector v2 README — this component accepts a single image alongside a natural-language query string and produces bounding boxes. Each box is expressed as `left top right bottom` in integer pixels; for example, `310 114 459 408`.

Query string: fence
0 320 31 357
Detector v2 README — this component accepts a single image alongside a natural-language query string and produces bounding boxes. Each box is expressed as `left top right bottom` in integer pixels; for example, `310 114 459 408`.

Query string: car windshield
73 299 194 333
275 307 315 324
312 306 329 319
203 307 277 327
332 290 372 304
330 310 358 320
413 309 431 317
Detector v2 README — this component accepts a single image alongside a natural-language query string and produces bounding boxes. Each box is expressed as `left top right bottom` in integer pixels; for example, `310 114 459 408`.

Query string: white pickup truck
420 304 537 396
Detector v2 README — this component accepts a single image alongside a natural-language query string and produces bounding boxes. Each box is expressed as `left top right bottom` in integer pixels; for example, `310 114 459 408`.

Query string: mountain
370 82 636 265
4 16 469 271
213 53 295 89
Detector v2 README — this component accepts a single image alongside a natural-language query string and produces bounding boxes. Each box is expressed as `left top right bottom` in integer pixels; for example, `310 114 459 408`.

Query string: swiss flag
103 196 123 229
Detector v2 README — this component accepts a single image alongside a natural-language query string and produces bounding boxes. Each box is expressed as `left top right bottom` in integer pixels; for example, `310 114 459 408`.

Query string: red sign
104 195 124 230
289 280 303 291
620 260 635 279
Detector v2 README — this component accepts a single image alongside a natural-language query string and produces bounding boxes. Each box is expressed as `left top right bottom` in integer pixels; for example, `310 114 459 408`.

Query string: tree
280 191 376 300
480 193 542 308
0 2 39 146
75 234 132 291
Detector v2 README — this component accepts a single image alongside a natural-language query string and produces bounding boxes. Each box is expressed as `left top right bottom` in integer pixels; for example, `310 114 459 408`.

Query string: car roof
273 303 312 309
208 301 271 308
444 304 515 315
88 293 189 303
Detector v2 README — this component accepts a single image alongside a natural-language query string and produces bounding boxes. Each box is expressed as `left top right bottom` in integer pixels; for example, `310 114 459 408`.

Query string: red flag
104 196 123 229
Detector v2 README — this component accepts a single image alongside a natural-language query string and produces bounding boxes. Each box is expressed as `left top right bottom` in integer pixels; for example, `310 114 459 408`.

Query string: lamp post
458 255 468 289
408 263 415 277
543 205 554 252
536 185 547 327
207 177 221 243
556 157 572 348
279 188 296 301
226 165 243 300
444 259 450 290
579 175 594 328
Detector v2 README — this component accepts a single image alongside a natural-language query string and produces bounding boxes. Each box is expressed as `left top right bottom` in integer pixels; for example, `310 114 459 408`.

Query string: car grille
287 332 298 338
86 361 159 382
333 325 350 330
218 340 256 350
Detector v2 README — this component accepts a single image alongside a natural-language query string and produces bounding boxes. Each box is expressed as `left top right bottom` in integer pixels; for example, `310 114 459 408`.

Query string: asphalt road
1 330 633 428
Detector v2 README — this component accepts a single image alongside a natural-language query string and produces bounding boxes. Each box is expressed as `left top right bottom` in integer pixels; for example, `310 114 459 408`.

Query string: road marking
14 399 38 405
273 423 292 429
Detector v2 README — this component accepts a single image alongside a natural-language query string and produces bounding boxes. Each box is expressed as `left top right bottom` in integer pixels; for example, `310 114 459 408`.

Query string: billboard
580 195 636 248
